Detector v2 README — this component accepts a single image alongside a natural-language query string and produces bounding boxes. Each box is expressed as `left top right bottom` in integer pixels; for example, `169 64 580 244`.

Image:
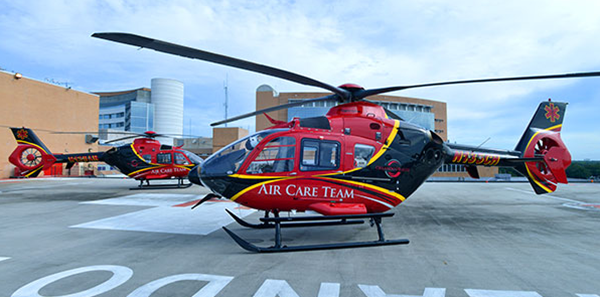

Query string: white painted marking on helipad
465 289 543 297
506 187 600 211
0 257 10 262
12 265 132 297
318 283 340 297
359 285 446 297
506 187 581 203
81 193 202 207
72 194 255 235
127 274 233 297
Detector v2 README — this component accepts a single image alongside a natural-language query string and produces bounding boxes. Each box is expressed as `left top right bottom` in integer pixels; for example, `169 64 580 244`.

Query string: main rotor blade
92 32 351 100
103 135 140 144
356 71 600 99
156 133 202 138
51 131 136 135
211 94 338 126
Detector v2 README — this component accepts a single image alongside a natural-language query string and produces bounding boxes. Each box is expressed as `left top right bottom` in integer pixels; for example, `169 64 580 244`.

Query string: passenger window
300 139 340 171
157 153 172 164
354 144 375 168
247 137 295 174
174 153 190 165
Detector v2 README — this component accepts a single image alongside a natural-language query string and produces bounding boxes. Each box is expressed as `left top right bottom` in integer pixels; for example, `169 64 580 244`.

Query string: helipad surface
1 178 599 297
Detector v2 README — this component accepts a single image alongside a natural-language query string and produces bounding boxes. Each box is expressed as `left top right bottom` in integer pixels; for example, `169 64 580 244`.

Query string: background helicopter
93 32 599 252
8 127 202 189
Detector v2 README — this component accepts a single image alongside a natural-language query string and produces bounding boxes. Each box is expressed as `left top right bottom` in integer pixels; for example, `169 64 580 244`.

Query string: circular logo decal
383 159 402 178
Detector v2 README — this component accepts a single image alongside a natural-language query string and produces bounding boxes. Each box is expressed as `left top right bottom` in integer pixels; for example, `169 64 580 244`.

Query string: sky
1 0 599 160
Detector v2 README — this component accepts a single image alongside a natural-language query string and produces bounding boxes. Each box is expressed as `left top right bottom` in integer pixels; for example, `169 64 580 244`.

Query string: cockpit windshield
180 150 203 165
201 129 288 177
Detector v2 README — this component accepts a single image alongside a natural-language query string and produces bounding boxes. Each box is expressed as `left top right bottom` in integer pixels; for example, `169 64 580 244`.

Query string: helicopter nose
188 165 202 186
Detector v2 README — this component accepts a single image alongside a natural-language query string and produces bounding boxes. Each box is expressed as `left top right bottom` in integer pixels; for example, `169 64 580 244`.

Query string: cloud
1 0 599 158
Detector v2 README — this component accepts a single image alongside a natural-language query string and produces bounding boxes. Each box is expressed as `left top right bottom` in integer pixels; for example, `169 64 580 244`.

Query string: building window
437 164 466 172
435 119 444 123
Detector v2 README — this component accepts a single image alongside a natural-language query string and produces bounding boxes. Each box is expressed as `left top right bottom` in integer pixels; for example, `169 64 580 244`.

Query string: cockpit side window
181 150 203 165
201 129 288 177
246 136 296 174
174 152 190 165
300 139 340 171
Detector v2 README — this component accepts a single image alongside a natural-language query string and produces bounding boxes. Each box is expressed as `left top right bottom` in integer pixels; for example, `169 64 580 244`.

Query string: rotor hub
338 83 364 90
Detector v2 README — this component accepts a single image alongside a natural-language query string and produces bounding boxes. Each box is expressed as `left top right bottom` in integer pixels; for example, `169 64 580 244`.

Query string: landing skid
224 210 409 253
129 178 193 190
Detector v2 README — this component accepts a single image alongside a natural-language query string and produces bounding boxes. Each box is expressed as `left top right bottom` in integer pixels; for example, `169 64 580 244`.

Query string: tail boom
443 100 571 194
8 127 104 178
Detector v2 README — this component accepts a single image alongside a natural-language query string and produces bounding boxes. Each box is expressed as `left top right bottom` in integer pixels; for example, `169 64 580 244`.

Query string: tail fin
513 101 571 194
8 128 57 177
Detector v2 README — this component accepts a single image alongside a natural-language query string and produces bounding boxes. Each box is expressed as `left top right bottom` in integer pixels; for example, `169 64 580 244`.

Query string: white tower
151 78 184 144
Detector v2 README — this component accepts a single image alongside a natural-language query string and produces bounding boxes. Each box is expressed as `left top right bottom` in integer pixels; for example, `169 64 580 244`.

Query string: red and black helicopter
93 32 599 252
8 128 202 189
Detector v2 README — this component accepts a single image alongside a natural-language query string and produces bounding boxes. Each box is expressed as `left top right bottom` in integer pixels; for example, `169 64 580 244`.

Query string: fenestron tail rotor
20 147 42 167
92 32 600 125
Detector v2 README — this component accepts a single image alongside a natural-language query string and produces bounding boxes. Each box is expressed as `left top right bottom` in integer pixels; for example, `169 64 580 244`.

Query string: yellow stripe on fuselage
17 140 50 155
228 120 401 201
229 174 291 179
127 165 165 176
128 164 192 177
367 120 400 167
228 175 404 203
318 120 400 177
24 166 43 177
230 178 287 201
319 176 405 201
130 143 155 164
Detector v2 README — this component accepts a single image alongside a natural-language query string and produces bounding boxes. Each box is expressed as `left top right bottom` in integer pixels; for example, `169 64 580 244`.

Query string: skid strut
223 210 409 253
